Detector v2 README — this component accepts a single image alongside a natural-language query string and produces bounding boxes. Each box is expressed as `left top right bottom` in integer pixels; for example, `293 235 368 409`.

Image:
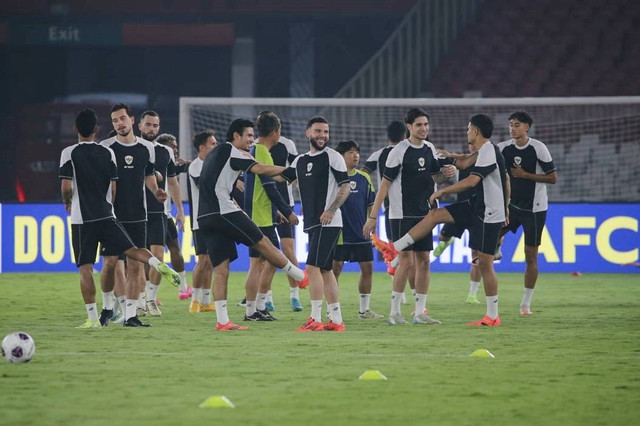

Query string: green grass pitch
1 271 639 425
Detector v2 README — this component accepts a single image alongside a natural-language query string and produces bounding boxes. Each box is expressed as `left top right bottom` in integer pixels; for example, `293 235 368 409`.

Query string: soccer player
156 133 192 300
139 112 186 316
363 108 455 325
100 103 170 327
362 120 413 303
197 122 306 331
270 134 306 312
281 116 351 332
243 112 300 321
496 111 556 315
389 114 509 327
60 109 180 329
432 142 483 304
186 130 218 313
332 140 382 319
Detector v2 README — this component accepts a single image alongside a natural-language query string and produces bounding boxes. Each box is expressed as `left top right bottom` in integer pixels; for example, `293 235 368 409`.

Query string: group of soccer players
60 104 556 331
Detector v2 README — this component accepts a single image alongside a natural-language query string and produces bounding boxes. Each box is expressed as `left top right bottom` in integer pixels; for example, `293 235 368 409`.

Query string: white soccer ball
1 332 36 363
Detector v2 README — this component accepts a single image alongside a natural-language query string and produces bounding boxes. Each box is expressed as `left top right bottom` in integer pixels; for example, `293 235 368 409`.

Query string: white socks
178 271 188 292
328 303 343 324
469 280 480 296
390 291 403 316
202 289 212 306
125 299 137 320
486 295 499 319
215 300 229 324
117 295 126 314
282 261 304 281
290 286 299 299
137 292 146 309
310 300 323 322
414 293 427 317
393 234 415 252
256 293 267 311
146 281 159 302
85 303 98 321
246 300 256 316
101 291 115 310
192 288 200 303
147 256 161 269
521 288 534 307
359 294 371 313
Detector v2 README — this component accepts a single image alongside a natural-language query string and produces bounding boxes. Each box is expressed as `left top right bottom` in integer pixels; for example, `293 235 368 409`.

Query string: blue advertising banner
0 203 638 274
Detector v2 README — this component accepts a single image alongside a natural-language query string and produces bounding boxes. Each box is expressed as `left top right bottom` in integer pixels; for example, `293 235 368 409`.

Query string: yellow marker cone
199 395 236 408
470 349 495 358
358 370 388 380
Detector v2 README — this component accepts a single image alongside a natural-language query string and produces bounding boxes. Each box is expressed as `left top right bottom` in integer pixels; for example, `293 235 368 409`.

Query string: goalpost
179 97 640 203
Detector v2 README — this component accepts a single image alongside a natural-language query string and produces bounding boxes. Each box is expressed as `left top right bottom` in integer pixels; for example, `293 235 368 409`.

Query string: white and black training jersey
187 157 203 230
282 147 349 231
470 142 508 223
197 142 257 219
100 137 155 223
364 147 384 187
146 142 176 215
497 138 555 213
165 162 188 217
364 145 395 211
58 142 118 225
270 136 299 207
383 139 449 219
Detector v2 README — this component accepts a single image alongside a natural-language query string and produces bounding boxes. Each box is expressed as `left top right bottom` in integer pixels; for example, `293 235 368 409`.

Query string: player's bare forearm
441 174 480 196
369 178 390 218
111 181 117 202
61 180 73 211
327 183 351 214
145 174 159 193
167 177 184 213
251 163 286 177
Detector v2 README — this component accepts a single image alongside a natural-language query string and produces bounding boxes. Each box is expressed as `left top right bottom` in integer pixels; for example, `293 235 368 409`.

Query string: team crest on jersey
418 157 425 167
307 163 313 172
350 181 357 190
125 155 133 165
514 156 522 166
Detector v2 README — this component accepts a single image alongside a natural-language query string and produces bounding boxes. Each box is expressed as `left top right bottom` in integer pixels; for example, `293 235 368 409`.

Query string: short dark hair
256 112 281 137
470 114 494 138
156 133 176 145
387 120 406 143
111 103 134 117
306 116 329 129
404 108 429 125
75 109 98 138
335 140 360 155
508 110 534 127
140 110 159 121
193 129 216 151
226 118 254 142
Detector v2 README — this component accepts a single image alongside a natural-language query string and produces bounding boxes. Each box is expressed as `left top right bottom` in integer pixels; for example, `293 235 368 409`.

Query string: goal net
179 97 640 202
